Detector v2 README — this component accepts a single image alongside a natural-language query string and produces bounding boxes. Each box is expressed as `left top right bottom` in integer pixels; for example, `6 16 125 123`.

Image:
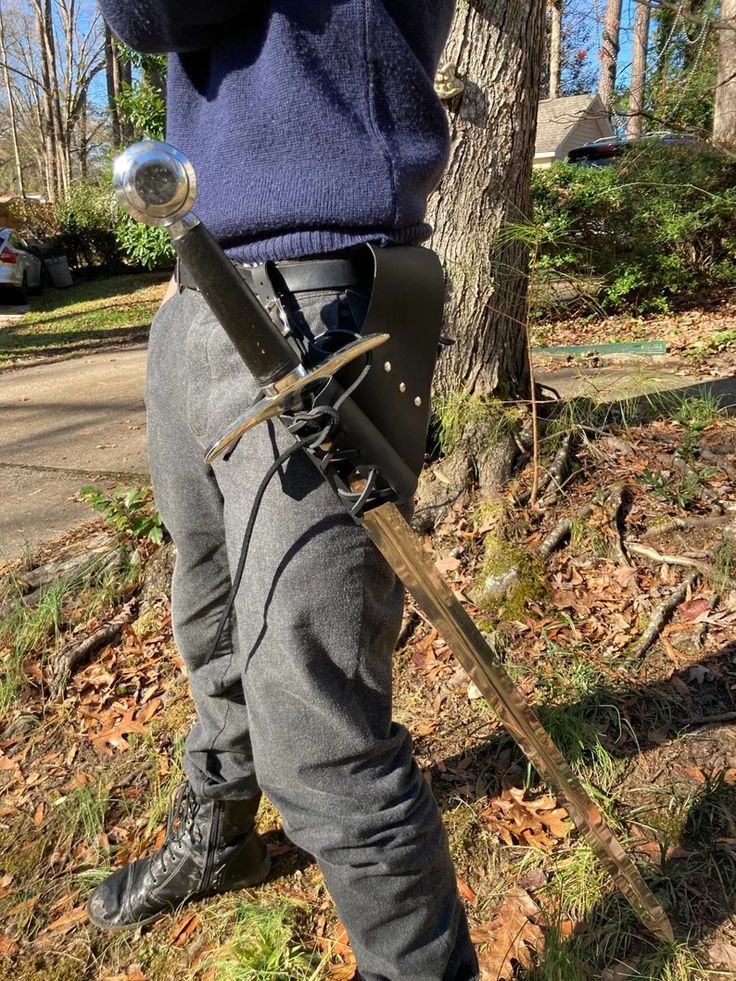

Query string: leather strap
176 256 367 296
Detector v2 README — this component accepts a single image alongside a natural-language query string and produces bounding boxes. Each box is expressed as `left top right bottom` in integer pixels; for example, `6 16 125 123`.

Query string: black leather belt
176 255 368 296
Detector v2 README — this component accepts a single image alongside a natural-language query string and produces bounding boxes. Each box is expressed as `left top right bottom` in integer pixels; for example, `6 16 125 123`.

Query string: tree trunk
427 0 545 403
627 0 651 139
33 0 59 199
42 0 69 194
713 0 736 147
549 0 563 99
414 0 545 527
0 6 25 197
598 0 622 111
105 24 133 147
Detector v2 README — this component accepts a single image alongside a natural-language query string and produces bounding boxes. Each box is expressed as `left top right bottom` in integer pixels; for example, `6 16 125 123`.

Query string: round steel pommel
113 141 196 226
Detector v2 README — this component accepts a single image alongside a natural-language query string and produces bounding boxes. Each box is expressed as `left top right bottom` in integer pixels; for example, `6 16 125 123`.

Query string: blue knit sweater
100 1 454 263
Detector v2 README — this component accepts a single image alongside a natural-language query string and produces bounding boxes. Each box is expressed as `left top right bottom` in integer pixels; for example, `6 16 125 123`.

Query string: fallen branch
627 542 714 575
633 572 700 659
50 599 136 698
685 712 736 728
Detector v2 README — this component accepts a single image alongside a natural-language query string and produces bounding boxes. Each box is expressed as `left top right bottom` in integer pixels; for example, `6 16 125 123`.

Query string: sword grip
113 140 299 389
174 221 299 389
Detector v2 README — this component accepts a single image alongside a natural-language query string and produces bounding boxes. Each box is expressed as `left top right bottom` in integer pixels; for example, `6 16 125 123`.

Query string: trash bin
43 255 73 288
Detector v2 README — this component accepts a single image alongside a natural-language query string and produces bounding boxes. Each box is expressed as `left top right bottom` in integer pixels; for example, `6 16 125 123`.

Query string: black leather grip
173 222 299 387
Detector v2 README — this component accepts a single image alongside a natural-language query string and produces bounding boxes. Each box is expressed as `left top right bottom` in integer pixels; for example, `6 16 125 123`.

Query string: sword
113 141 674 945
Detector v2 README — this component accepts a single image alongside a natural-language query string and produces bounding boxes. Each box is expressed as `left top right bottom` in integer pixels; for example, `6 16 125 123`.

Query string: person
91 3 480 979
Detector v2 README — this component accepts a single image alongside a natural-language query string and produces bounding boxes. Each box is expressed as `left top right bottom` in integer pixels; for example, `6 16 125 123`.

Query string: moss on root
473 533 546 619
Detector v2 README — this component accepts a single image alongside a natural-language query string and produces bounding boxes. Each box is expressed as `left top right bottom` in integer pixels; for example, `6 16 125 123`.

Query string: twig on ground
633 572 700 659
685 712 736 728
50 599 136 698
628 542 714 575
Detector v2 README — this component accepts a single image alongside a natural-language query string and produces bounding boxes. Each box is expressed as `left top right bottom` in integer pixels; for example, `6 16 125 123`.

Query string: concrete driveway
0 345 148 560
1 318 734 564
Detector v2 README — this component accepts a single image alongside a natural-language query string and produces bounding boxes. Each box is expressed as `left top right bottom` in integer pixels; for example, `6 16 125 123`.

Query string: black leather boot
87 781 270 931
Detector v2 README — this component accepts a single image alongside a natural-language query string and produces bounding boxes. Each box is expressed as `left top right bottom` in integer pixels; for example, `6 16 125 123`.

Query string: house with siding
534 94 614 168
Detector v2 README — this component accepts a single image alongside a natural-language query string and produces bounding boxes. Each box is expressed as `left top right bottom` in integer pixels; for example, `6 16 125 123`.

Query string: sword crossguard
204 332 389 463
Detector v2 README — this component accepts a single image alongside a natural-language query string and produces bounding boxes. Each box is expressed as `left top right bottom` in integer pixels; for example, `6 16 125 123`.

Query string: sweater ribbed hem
223 224 432 264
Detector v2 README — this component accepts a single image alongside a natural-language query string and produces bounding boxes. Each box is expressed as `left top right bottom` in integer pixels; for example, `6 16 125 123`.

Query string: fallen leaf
435 555 461 574
0 933 19 958
677 597 711 621
473 887 544 981
456 876 477 905
327 967 359 981
480 788 572 852
47 905 87 933
168 912 199 946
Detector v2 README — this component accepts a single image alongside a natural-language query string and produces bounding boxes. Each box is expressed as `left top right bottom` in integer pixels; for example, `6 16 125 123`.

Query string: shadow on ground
431 643 736 975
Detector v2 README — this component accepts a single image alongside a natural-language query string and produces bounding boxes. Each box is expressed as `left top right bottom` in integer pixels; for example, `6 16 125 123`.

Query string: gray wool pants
145 281 479 981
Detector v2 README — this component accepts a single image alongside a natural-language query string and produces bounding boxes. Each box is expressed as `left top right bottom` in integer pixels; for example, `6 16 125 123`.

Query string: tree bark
427 0 546 403
44 0 68 193
549 0 563 99
598 0 623 111
104 22 132 146
32 0 58 199
413 0 545 527
0 5 25 196
713 0 736 147
627 0 650 139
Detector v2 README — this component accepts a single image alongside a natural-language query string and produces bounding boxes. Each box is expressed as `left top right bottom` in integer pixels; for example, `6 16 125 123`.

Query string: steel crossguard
113 140 675 945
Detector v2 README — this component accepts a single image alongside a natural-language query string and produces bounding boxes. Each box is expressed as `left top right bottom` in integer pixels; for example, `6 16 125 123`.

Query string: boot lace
149 781 201 886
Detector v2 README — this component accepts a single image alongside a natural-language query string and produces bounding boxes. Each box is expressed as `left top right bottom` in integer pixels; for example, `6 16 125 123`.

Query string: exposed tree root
537 502 594 560
536 432 576 510
633 572 700 659
642 514 733 540
603 483 632 567
627 543 714 576
685 711 736 728
16 535 114 592
50 599 137 698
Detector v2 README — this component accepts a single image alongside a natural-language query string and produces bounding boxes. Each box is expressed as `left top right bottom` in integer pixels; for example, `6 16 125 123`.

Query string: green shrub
56 182 121 269
115 213 174 270
81 485 164 546
531 143 736 313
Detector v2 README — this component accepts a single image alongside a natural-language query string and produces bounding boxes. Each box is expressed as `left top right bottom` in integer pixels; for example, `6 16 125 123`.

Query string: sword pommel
113 141 197 229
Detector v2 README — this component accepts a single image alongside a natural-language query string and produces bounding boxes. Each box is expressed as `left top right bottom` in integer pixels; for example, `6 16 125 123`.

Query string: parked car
567 132 697 167
0 228 43 305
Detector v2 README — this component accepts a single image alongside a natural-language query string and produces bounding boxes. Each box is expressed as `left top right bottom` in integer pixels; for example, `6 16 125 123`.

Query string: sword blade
363 502 674 944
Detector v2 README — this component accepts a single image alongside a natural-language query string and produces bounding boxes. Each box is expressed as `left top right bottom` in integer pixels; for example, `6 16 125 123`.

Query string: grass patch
0 578 71 715
0 273 167 363
52 777 110 846
208 900 325 980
